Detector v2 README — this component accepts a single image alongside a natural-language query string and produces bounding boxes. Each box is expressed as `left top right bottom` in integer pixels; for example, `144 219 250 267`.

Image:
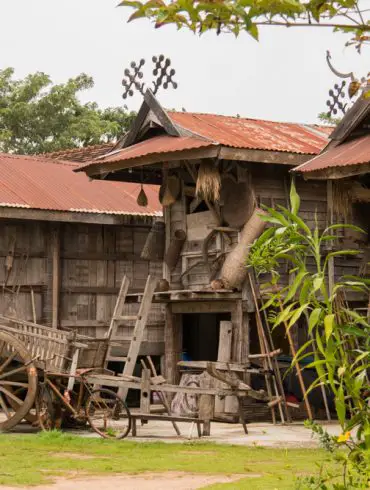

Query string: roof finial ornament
325 51 369 117
122 55 178 99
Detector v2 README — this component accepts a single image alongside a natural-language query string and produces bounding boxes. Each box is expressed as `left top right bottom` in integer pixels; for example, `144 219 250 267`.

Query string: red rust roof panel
169 112 328 154
89 134 216 166
0 153 161 216
44 143 114 163
294 134 370 173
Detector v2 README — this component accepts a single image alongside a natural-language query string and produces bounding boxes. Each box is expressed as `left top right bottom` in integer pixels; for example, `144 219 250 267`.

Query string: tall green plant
248 181 370 488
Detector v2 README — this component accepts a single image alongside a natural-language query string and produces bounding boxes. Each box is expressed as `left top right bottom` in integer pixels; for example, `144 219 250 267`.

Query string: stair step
106 356 127 362
113 315 139 322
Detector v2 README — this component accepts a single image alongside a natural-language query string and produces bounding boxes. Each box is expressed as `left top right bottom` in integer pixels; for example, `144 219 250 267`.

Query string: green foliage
248 180 370 488
0 68 136 155
318 112 342 126
118 0 370 48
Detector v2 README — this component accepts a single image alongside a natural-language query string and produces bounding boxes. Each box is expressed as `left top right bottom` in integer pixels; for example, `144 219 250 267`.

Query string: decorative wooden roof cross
122 55 178 99
326 51 369 117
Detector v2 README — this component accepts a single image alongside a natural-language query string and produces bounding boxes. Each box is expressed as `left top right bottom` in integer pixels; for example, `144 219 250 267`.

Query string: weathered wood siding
0 218 165 355
167 162 365 291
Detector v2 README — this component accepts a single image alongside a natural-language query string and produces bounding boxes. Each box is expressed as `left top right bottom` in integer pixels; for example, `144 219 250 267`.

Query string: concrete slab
118 421 341 447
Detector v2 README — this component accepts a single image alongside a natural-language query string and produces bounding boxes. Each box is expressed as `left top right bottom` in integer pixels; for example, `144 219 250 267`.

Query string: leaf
312 275 323 293
247 24 259 40
335 385 346 426
308 308 322 333
324 314 335 341
287 303 309 329
273 302 297 328
323 223 365 235
289 179 300 215
343 309 370 329
284 271 308 304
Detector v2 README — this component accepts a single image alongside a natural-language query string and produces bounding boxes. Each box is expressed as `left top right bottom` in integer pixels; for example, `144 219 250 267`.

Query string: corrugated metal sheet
92 134 216 165
44 143 115 163
0 153 161 216
169 112 328 154
294 134 370 174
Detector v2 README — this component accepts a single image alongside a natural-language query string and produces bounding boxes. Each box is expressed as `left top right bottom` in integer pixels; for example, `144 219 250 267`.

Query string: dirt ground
0 472 252 490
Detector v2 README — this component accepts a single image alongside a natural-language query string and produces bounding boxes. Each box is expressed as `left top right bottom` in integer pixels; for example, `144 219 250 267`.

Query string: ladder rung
106 356 127 362
113 315 138 322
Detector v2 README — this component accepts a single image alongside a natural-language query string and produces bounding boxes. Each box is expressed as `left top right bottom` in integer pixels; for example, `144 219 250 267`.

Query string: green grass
0 431 337 489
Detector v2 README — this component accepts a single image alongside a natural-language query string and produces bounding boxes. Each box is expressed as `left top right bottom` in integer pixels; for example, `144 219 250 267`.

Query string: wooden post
140 367 151 414
51 224 60 329
199 373 214 436
327 180 335 295
164 305 182 385
215 321 232 414
227 302 243 414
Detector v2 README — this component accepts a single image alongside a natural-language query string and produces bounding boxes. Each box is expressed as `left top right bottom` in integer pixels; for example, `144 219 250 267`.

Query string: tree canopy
119 0 369 49
0 68 135 155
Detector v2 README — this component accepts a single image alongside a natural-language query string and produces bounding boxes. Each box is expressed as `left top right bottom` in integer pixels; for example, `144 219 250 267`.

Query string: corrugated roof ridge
167 110 327 127
0 152 78 168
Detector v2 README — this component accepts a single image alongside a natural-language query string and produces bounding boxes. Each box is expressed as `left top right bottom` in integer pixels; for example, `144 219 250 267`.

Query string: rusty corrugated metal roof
0 153 161 216
44 143 115 163
90 134 216 165
294 134 370 174
168 112 328 154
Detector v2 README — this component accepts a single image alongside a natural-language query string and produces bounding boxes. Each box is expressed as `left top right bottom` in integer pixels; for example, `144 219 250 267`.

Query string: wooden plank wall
0 218 165 356
168 162 365 291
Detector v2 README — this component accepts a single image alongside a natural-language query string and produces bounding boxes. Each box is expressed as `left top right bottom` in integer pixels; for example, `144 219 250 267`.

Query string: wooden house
0 152 165 359
76 88 370 402
293 89 370 286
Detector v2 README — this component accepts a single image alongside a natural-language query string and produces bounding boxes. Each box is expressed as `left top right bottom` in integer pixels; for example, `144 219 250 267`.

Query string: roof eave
295 161 370 180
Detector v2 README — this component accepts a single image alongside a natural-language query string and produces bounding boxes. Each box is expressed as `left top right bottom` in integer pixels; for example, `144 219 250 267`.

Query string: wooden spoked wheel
86 388 131 439
0 331 38 431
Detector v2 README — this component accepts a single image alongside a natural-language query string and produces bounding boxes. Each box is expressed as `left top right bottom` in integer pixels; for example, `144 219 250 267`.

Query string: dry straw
196 160 221 202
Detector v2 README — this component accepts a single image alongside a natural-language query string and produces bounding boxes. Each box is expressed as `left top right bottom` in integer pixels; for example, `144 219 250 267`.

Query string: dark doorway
182 313 230 362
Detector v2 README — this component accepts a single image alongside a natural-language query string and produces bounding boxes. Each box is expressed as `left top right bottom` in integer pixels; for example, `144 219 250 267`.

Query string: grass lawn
0 431 337 489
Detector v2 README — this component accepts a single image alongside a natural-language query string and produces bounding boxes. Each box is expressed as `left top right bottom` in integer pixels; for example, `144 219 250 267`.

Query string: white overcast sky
1 0 369 123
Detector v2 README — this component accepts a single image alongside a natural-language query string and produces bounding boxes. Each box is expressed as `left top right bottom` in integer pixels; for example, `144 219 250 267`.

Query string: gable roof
0 153 161 217
78 90 329 176
293 89 370 179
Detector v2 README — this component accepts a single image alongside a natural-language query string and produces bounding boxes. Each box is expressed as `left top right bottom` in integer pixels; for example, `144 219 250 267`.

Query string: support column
164 304 182 385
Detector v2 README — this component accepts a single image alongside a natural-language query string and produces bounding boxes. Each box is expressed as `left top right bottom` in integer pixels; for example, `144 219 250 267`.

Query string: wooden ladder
104 275 131 365
116 275 157 400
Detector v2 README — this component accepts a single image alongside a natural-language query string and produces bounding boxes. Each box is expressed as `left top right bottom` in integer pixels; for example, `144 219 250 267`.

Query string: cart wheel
0 331 38 431
36 384 56 431
5 386 38 425
86 389 131 439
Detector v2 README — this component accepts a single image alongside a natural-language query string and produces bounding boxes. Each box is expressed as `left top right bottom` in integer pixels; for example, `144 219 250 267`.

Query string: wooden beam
0 207 159 225
84 146 219 177
122 100 150 148
219 147 310 165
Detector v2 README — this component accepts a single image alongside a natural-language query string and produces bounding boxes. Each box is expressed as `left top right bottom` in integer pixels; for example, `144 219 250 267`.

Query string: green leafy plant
248 180 370 488
118 0 370 50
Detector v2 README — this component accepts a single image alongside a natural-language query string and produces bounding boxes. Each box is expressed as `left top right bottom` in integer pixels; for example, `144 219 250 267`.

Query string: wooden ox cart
0 315 132 439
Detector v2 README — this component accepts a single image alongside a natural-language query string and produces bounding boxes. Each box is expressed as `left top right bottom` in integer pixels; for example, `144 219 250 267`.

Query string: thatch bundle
196 160 221 202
